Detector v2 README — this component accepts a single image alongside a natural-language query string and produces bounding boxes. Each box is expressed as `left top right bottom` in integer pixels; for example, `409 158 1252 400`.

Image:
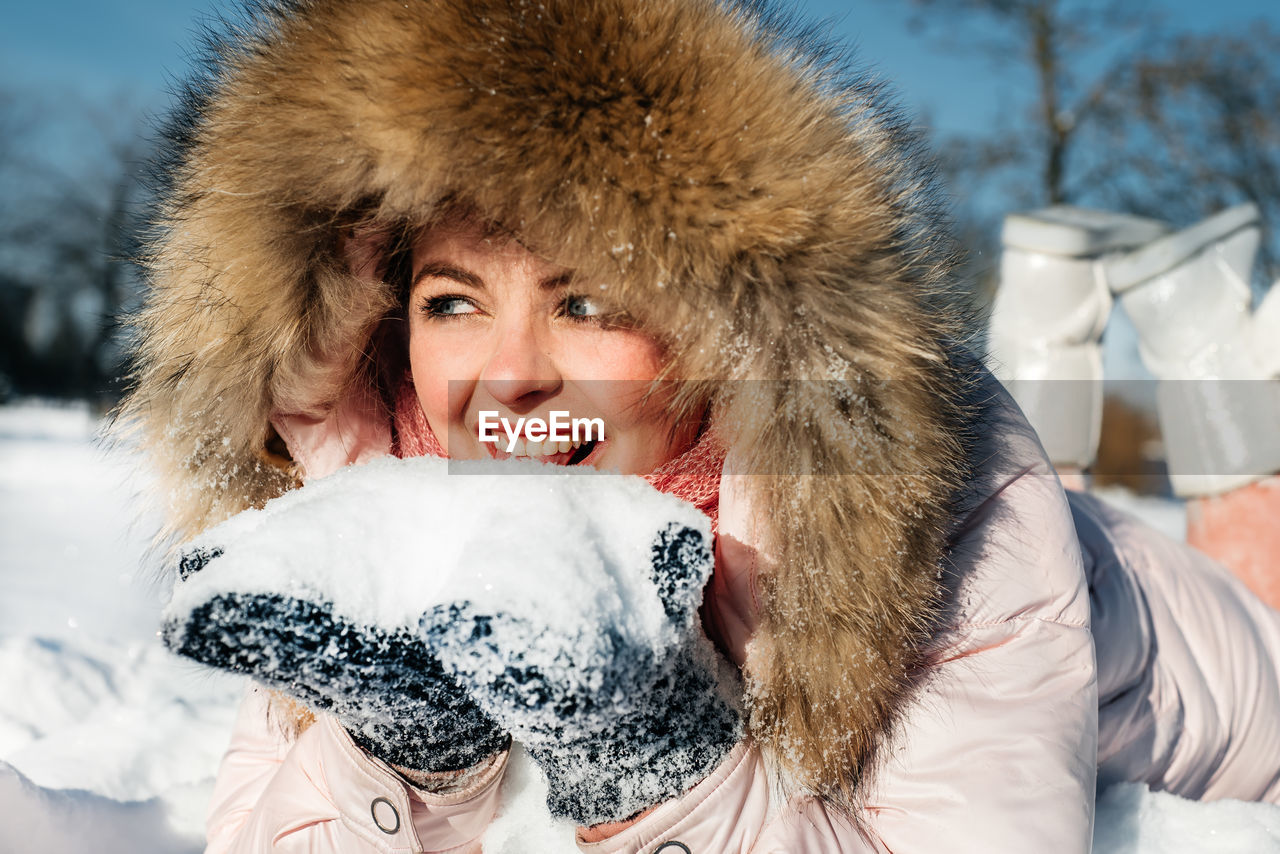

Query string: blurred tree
0 87 149 404
1083 26 1280 278
896 0 1280 282
898 0 1147 221
0 90 34 174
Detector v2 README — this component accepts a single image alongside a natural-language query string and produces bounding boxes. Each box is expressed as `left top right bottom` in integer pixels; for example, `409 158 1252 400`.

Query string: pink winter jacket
204 377 1280 853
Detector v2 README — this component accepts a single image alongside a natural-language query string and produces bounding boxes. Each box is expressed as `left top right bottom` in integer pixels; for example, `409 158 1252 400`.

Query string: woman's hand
165 571 509 772
160 460 511 774
160 456 742 821
419 480 744 828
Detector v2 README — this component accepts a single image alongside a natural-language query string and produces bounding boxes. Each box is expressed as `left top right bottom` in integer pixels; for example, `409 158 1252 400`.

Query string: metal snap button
370 796 401 834
654 843 692 853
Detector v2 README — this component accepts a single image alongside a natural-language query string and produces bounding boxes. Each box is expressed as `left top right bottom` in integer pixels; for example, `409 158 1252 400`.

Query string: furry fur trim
119 0 978 807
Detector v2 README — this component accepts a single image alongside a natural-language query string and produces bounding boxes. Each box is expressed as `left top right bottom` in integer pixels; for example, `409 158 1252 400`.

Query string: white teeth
505 435 597 458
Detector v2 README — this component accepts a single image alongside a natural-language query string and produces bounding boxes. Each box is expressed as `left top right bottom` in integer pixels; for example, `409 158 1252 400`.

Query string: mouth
486 436 604 466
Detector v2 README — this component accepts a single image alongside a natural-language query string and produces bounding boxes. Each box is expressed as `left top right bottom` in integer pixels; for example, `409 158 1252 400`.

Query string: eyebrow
412 262 484 290
412 263 574 292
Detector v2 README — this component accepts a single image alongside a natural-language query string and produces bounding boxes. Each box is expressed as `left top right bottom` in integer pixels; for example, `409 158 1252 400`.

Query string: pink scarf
392 376 724 529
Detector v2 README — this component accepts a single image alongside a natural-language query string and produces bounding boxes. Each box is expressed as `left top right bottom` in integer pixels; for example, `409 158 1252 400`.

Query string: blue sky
3 0 1278 140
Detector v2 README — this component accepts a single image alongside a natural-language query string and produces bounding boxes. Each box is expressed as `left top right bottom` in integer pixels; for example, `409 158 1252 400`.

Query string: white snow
0 760 196 854
168 457 708 649
0 401 244 853
2 400 1278 853
1095 783 1280 854
484 745 579 852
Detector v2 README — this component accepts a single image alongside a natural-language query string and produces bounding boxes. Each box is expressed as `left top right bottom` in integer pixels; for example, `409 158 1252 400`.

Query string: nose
479 319 562 408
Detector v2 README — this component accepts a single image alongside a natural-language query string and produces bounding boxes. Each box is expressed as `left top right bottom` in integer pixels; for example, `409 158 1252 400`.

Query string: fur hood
120 0 977 809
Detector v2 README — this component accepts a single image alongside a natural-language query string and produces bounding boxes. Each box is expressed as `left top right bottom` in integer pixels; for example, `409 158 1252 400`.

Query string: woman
120 0 1280 851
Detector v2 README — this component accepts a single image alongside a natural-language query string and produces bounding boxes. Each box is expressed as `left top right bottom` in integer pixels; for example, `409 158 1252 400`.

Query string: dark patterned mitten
420 475 744 826
161 459 509 773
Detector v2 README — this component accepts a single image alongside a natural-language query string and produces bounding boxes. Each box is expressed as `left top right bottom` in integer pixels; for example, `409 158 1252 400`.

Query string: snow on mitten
161 458 510 773
419 471 744 826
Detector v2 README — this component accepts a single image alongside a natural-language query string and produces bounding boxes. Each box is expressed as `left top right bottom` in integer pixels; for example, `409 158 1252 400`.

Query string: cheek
408 327 467 433
585 329 667 383
574 331 689 453
603 334 702 463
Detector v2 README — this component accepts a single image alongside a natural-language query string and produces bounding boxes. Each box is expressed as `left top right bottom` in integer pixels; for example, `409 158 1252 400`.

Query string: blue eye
421 296 478 317
562 295 600 319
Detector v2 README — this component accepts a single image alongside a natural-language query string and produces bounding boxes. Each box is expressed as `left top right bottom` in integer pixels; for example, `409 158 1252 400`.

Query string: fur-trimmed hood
121 0 977 807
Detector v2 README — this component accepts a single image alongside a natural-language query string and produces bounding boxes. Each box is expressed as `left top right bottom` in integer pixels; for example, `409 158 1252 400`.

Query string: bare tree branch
0 86 151 400
888 1 1279 281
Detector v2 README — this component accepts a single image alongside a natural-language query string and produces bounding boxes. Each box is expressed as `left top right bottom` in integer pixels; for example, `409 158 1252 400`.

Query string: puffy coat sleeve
206 686 507 854
827 458 1098 854
583 385 1099 853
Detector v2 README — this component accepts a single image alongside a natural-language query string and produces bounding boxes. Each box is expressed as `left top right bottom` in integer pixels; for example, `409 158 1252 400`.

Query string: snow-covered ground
0 401 242 853
1 400 1277 853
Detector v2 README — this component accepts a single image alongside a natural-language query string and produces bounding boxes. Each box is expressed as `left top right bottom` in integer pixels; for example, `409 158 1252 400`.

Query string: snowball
167 457 712 649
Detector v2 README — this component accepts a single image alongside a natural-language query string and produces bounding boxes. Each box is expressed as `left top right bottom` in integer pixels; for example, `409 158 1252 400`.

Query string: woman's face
407 220 695 475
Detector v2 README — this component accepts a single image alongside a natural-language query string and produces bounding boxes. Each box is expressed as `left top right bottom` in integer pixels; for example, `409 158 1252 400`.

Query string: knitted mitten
166 579 508 771
161 460 510 773
421 484 743 826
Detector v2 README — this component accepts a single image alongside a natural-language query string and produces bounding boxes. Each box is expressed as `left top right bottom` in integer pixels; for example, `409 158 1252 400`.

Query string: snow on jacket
114 0 1280 850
